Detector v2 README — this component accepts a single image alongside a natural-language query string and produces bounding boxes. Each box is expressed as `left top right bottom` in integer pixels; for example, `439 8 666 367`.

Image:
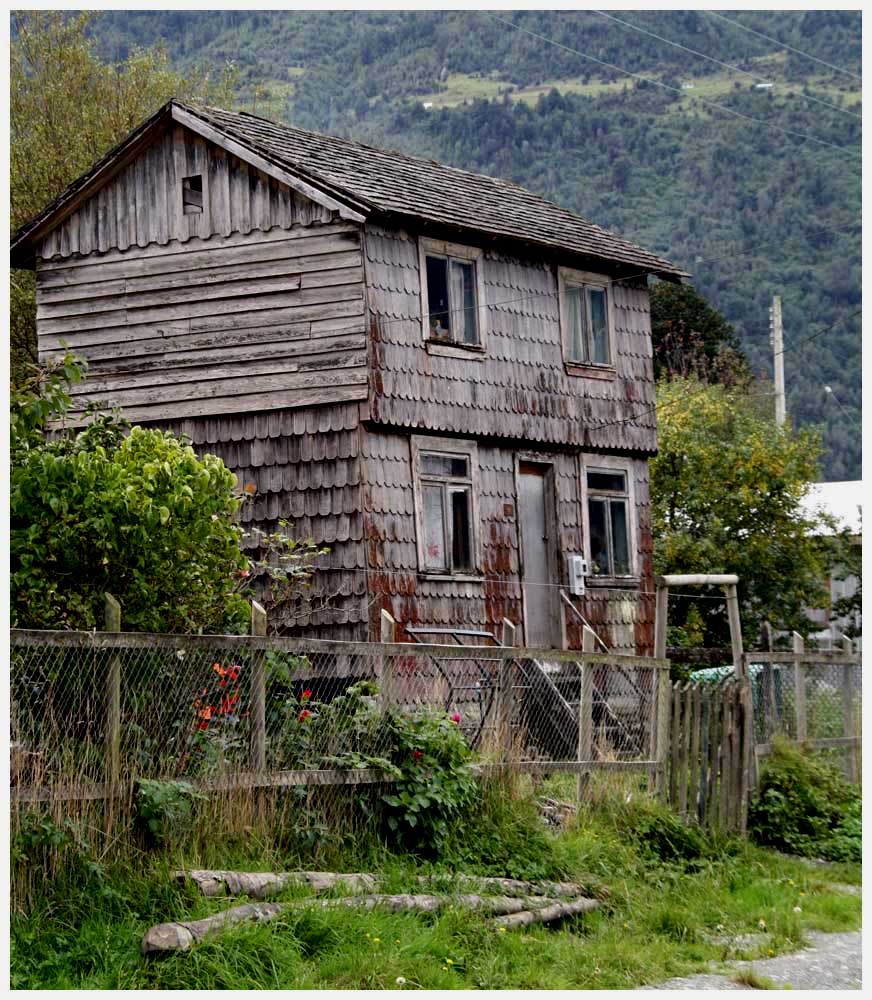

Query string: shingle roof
12 99 687 280
185 103 686 280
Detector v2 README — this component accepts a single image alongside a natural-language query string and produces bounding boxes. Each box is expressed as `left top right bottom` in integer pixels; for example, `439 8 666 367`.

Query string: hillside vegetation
87 11 862 478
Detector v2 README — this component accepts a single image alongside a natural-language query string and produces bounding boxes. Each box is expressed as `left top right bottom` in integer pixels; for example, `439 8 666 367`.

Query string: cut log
492 896 601 929
142 892 598 954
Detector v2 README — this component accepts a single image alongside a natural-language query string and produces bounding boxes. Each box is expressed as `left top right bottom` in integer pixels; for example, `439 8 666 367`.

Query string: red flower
301 689 312 701
451 712 461 724
299 709 312 722
227 666 240 681
412 750 423 761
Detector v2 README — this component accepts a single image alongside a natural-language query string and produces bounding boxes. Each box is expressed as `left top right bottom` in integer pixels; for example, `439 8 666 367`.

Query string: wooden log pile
141 870 606 954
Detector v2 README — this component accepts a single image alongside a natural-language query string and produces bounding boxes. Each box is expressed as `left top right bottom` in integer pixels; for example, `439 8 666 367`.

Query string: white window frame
418 237 487 355
580 454 638 583
558 267 616 371
411 435 481 578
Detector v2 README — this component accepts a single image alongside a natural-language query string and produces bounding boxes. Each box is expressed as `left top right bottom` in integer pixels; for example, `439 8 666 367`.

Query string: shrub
748 739 860 859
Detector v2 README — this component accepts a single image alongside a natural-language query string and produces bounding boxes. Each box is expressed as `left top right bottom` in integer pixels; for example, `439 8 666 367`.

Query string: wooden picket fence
664 675 753 834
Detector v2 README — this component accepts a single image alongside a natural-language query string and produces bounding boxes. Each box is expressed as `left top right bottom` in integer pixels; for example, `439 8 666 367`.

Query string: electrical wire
592 9 861 121
704 11 862 82
482 12 860 157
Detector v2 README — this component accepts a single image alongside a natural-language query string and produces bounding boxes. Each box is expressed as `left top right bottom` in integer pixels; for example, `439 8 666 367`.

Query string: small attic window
182 174 203 214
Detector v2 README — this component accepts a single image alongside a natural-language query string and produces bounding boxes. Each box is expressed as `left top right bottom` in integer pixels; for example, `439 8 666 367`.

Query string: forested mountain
88 10 861 479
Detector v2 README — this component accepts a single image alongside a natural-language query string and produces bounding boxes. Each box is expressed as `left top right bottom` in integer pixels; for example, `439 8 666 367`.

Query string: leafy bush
748 739 860 859
134 779 205 847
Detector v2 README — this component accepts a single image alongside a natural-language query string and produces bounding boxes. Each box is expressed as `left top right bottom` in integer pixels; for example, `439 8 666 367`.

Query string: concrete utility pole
770 295 785 426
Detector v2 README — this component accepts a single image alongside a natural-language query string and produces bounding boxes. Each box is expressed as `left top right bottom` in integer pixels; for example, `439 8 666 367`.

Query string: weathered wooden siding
362 429 653 654
365 224 657 454
161 404 369 640
36 221 368 423
36 124 334 260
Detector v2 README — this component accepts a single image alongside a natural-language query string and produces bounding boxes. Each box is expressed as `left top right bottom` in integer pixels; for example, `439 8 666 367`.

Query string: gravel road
640 930 861 990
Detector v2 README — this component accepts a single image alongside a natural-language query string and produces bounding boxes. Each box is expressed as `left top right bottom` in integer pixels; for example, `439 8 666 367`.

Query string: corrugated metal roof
12 100 687 281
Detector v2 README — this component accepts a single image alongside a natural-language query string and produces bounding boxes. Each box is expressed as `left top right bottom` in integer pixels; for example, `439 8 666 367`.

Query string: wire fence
10 628 670 804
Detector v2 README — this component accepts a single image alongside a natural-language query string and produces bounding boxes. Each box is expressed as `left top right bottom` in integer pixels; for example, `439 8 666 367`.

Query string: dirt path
640 930 861 990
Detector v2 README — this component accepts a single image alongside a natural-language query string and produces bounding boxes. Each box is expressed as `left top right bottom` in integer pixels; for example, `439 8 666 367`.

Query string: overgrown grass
10 775 861 989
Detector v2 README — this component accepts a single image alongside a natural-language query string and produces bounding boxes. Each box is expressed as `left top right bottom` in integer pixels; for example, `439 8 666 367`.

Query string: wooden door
517 462 560 648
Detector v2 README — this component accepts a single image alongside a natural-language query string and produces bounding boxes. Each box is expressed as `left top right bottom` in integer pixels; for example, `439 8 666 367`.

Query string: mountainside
90 10 861 479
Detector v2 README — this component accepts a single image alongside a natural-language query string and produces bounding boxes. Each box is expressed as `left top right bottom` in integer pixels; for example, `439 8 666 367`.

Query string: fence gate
664 675 753 833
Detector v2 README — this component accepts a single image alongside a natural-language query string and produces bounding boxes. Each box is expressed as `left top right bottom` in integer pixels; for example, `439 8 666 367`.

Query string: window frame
558 267 616 374
418 237 487 356
411 435 482 578
580 455 638 585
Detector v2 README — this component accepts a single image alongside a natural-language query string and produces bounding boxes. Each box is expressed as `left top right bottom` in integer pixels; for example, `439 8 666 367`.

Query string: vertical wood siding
36 221 368 423
36 124 334 260
160 404 369 640
365 224 658 454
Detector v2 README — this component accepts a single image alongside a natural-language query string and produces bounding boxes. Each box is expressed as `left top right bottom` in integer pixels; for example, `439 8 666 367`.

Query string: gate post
104 594 122 799
498 619 516 758
576 625 595 801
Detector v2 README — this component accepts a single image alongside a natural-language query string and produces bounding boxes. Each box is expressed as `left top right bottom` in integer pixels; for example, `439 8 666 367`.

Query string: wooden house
11 100 687 653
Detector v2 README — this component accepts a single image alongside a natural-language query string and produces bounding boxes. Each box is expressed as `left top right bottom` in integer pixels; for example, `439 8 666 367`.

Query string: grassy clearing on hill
10 777 860 990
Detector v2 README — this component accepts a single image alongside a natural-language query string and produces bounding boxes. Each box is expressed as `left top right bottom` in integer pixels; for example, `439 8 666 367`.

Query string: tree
10 11 236 385
650 377 831 646
11 358 327 634
649 281 749 385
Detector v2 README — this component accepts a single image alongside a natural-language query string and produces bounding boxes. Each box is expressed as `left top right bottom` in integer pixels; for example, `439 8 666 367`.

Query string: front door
517 462 560 648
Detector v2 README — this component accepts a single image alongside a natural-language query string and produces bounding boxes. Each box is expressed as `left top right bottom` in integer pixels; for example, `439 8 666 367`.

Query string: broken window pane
422 484 446 570
425 255 450 337
450 487 473 571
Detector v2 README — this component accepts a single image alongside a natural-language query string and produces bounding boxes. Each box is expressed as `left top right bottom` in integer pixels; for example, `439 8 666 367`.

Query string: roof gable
12 99 687 280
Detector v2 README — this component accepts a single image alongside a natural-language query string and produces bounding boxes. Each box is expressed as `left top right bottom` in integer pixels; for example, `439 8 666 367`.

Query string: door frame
514 454 562 648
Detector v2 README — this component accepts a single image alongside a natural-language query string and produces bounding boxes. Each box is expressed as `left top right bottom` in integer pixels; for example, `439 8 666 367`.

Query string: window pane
588 288 609 364
425 256 450 337
587 470 627 493
610 500 630 575
421 452 469 478
422 485 446 570
588 498 609 576
450 487 473 571
451 259 478 344
565 286 585 361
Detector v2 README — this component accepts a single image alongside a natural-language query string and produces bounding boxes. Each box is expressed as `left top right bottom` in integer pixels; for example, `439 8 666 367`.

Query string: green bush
748 739 860 859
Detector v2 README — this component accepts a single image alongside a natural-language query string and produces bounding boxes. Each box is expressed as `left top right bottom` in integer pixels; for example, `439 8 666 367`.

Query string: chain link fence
10 629 669 802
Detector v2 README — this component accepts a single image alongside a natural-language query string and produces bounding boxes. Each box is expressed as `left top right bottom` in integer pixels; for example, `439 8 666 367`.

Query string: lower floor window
418 449 475 573
587 469 631 576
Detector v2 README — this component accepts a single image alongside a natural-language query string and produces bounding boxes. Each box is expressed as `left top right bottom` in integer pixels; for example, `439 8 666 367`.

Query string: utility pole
769 295 785 426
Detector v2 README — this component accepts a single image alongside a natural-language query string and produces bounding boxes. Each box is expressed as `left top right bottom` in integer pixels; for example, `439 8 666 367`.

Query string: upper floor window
586 467 632 577
182 174 203 215
559 268 612 368
419 238 484 349
412 436 479 575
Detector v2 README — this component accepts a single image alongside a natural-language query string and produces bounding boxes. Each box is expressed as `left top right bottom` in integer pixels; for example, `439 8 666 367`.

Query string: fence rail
10 623 670 806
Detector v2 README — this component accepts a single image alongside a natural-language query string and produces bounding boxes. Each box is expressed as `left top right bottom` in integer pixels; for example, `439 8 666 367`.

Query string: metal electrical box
566 555 588 596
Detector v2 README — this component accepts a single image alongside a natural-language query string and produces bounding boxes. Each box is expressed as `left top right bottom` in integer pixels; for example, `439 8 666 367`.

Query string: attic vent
182 174 203 214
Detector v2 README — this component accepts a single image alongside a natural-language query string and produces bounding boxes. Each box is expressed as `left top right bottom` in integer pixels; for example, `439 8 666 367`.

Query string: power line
483 12 861 157
592 10 861 121
704 11 862 82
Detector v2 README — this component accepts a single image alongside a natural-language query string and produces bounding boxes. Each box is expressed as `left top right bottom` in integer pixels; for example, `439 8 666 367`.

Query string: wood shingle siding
37 220 368 423
365 225 658 455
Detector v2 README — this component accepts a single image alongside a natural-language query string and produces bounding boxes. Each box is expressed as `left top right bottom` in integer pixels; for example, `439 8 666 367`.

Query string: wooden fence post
651 581 669 796
841 636 857 782
738 678 753 833
380 610 397 709
761 621 777 740
792 632 807 743
689 682 702 823
499 619 516 758
250 601 267 775
104 594 122 796
576 626 595 801
656 666 672 804
724 583 745 677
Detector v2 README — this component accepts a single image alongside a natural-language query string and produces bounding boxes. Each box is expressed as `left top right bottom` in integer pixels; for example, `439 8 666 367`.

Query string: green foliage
748 739 860 861
651 376 831 644
10 360 250 633
134 779 205 847
649 281 748 384
829 520 862 638
382 711 478 853
10 11 237 385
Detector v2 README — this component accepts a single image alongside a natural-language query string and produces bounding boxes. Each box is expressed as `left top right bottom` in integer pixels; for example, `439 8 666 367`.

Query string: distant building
755 82 774 90
799 481 862 644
